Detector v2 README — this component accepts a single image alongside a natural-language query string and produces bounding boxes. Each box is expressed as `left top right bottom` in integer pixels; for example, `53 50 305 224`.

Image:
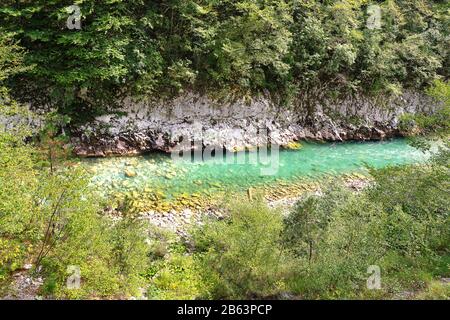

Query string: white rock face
71 91 438 157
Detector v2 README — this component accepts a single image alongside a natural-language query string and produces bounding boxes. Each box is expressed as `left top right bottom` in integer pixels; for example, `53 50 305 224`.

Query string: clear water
83 139 429 199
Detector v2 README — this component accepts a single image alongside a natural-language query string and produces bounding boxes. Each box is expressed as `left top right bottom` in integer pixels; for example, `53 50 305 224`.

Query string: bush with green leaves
0 34 30 88
283 151 449 299
367 155 449 254
192 198 293 299
282 184 351 260
400 80 450 141
146 253 206 300
0 133 150 298
0 106 150 299
283 189 385 298
289 0 447 97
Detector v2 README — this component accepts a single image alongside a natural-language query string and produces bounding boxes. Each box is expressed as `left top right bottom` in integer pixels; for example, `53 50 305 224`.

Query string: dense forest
1 0 449 120
0 0 449 301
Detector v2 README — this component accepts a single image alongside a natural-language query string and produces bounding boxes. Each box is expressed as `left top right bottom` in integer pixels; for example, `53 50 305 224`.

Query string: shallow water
83 139 429 199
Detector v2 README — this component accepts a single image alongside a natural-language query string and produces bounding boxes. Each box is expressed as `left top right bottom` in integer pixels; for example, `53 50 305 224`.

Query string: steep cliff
71 91 437 157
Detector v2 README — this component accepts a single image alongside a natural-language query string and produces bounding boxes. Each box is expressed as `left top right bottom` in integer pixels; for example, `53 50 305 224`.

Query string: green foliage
284 152 449 298
43 214 150 299
427 79 450 107
193 198 291 299
422 80 450 135
416 280 450 300
400 80 450 139
368 157 449 252
0 33 30 85
35 111 72 173
147 253 206 300
33 170 120 298
0 107 150 299
108 217 150 294
196 0 292 97
289 0 447 97
282 184 351 260
284 190 386 298
0 132 150 298
0 239 29 281
0 122 38 237
0 1 447 118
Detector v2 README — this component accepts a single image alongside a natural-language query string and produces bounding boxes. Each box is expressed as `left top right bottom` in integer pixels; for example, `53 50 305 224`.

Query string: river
83 139 429 206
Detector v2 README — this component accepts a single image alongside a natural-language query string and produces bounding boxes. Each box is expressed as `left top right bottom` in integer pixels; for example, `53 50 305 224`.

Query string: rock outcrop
70 91 437 157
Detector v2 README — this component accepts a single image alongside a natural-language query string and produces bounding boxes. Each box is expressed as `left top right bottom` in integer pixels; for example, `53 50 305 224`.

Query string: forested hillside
1 0 448 120
1 1 449 301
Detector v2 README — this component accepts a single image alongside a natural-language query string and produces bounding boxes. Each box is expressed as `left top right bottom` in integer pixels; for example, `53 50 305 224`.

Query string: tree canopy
0 1 448 120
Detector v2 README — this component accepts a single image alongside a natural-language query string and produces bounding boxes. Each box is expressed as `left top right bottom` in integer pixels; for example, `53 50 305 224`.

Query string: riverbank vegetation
0 0 448 120
1 100 448 299
0 108 149 299
144 151 449 300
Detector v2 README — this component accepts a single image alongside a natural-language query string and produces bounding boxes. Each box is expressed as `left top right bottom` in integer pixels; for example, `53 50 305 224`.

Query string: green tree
2 1 446 120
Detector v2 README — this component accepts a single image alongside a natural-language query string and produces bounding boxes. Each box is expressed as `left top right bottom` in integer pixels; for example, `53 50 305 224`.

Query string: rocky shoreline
118 174 372 238
70 91 437 157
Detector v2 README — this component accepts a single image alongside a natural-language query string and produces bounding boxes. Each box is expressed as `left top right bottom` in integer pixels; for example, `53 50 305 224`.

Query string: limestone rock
69 91 439 157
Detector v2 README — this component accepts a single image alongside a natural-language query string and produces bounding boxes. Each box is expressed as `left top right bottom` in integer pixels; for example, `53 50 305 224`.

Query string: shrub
367 158 449 254
282 184 351 260
147 253 206 300
284 153 449 299
399 80 450 139
0 105 151 299
193 198 292 299
285 193 387 298
108 217 150 295
416 280 450 300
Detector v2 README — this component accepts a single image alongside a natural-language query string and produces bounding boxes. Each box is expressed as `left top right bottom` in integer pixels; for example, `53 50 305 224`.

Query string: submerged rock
283 141 303 150
124 169 137 177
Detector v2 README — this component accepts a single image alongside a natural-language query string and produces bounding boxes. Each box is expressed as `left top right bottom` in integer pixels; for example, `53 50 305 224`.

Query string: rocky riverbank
108 174 372 238
70 91 437 157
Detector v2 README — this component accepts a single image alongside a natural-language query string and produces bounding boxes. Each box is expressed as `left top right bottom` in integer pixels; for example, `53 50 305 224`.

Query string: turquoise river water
83 139 430 199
